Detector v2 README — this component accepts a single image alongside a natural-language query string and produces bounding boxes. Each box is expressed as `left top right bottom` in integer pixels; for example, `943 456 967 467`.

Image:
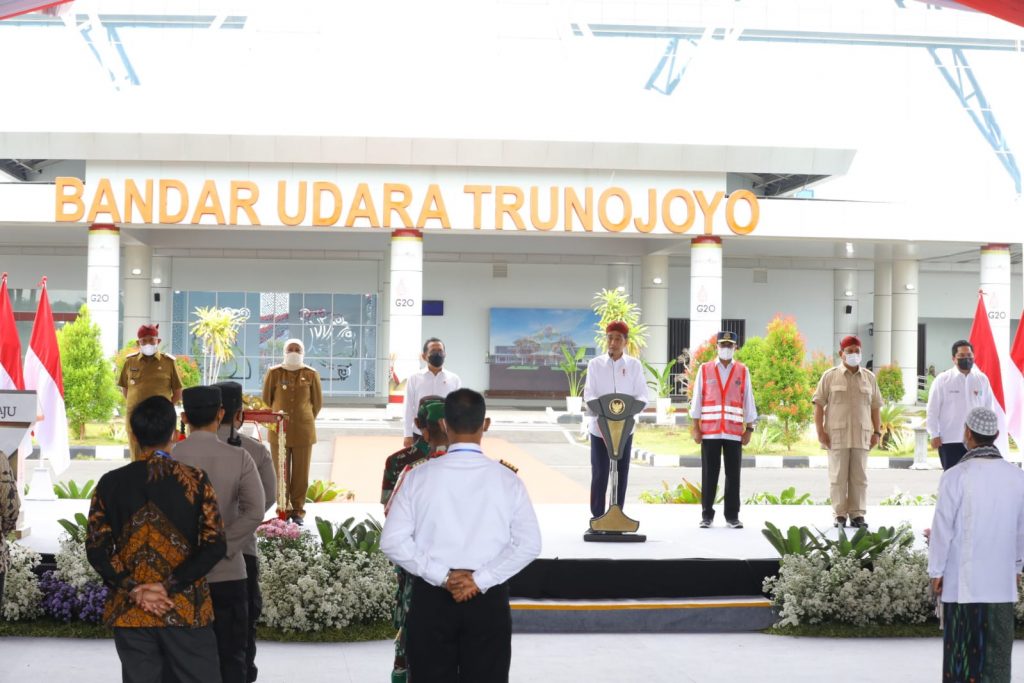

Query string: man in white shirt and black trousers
927 339 995 470
403 337 461 448
582 321 649 521
381 388 542 683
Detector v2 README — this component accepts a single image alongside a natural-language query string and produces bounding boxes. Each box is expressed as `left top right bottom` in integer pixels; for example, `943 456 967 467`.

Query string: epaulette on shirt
409 457 430 471
499 459 519 474
126 351 140 358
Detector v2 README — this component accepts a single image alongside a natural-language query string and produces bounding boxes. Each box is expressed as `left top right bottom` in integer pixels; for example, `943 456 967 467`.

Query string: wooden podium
242 409 289 519
0 390 38 539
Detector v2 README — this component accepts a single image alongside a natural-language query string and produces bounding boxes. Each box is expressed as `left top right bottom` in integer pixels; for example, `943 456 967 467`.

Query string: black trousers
210 579 250 683
590 434 633 518
406 577 511 683
701 438 742 522
244 554 262 682
113 626 221 683
939 442 968 470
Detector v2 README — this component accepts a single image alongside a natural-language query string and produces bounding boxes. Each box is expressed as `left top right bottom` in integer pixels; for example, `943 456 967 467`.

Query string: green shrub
57 306 120 438
639 478 722 504
877 364 905 404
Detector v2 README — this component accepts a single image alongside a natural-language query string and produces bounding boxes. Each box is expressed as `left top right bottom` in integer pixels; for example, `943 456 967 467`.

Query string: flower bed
1 515 397 638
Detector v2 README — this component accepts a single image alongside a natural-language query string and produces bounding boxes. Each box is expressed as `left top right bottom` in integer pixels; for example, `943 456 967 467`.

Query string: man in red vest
690 331 758 529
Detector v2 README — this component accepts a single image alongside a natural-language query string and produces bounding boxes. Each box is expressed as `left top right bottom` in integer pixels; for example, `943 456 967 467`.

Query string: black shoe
834 516 847 528
851 516 868 529
699 519 712 529
726 519 743 529
290 514 304 526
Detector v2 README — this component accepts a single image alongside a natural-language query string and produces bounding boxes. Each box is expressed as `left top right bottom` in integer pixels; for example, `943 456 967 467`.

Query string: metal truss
927 45 1021 193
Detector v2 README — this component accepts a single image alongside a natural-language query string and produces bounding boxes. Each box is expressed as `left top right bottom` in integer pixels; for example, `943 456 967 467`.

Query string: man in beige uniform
262 338 322 525
118 323 183 460
813 334 882 529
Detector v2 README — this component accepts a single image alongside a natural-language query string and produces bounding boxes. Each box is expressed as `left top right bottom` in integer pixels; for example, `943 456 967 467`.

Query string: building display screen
172 290 378 397
487 307 599 396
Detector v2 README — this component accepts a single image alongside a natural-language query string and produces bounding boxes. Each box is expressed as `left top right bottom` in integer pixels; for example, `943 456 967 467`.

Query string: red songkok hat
606 321 629 336
137 323 159 339
840 335 861 351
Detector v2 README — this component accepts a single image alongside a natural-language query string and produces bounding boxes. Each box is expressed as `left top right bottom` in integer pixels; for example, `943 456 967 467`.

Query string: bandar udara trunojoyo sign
55 175 759 235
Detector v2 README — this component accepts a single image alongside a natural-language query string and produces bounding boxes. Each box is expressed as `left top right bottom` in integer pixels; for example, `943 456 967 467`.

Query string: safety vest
699 362 748 436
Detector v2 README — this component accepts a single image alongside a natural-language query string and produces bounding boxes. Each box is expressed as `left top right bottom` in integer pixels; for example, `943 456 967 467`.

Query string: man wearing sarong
929 406 1024 683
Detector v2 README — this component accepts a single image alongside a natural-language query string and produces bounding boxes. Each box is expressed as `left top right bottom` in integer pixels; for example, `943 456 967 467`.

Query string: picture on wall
488 307 599 395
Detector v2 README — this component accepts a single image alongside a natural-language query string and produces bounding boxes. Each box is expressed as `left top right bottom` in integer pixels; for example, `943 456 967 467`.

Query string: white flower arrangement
257 533 396 632
1 541 43 621
54 535 102 591
764 543 935 627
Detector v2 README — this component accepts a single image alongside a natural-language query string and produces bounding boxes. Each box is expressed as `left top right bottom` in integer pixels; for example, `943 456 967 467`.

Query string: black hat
213 381 243 416
717 331 737 344
182 385 222 412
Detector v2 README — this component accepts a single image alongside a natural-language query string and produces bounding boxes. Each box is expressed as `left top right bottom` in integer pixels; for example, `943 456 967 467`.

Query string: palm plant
641 359 675 398
557 345 588 397
189 306 247 385
592 288 648 357
878 403 909 451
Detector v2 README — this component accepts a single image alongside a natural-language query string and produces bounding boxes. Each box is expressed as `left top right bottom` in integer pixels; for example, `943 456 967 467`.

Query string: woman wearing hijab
261 339 322 524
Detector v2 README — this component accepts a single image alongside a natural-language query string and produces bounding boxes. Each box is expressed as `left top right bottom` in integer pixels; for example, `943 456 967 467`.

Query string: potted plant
557 345 587 414
642 359 675 425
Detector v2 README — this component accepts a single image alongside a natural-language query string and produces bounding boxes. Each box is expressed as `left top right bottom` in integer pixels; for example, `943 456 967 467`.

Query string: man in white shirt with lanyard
927 339 995 470
403 337 461 448
582 321 649 521
689 331 758 529
381 388 541 683
929 406 1024 681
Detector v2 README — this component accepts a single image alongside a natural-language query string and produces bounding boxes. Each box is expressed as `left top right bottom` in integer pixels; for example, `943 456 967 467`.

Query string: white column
378 250 390 402
873 262 892 367
87 224 120 358
833 269 858 354
689 236 722 350
150 256 172 337
891 259 919 405
386 229 423 418
981 243 1011 359
641 254 669 366
123 245 152 344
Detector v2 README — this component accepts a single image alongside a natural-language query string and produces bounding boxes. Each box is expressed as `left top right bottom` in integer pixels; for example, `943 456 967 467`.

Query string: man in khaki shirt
812 335 882 529
262 338 322 524
118 323 183 460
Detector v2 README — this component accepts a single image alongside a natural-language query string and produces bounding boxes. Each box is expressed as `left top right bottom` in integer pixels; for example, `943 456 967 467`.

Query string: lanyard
151 449 173 460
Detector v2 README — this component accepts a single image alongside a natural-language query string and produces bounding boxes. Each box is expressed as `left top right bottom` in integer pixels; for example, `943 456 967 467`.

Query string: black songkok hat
213 381 243 416
183 385 222 412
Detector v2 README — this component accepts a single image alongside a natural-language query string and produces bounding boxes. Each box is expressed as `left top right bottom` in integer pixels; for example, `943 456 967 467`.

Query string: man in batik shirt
87 396 226 683
381 396 448 683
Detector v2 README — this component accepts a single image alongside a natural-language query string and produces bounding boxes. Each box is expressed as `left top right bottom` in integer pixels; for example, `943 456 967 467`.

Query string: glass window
173 289 378 397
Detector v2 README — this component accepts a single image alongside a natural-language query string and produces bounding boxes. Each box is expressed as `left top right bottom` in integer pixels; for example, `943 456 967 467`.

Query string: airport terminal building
2 0 1024 406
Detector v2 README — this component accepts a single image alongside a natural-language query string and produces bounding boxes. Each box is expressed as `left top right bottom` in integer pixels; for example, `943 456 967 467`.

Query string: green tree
592 288 648 358
735 335 768 414
57 305 119 438
759 316 814 451
876 364 905 404
685 334 719 401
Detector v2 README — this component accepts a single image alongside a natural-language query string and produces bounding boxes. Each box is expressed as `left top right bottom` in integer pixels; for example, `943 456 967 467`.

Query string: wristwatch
744 426 754 433
873 430 882 437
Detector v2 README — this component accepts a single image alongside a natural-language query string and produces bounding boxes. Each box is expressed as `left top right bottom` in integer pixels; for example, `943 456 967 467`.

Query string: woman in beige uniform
262 338 322 524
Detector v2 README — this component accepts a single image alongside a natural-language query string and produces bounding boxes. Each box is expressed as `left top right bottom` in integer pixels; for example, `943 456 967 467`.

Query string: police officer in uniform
813 335 883 529
214 381 276 683
118 323 183 460
261 338 322 525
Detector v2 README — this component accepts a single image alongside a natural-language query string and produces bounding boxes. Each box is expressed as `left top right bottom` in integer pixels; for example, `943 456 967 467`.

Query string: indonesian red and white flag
22 277 70 475
1005 314 1024 452
0 273 23 391
969 293 1010 456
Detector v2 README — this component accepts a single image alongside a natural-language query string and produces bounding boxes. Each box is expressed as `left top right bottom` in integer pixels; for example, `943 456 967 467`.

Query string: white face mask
718 346 735 361
140 344 157 357
844 352 861 367
284 351 303 367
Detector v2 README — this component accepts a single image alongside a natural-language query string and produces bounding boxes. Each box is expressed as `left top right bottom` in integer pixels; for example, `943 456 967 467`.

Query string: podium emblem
609 398 625 416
